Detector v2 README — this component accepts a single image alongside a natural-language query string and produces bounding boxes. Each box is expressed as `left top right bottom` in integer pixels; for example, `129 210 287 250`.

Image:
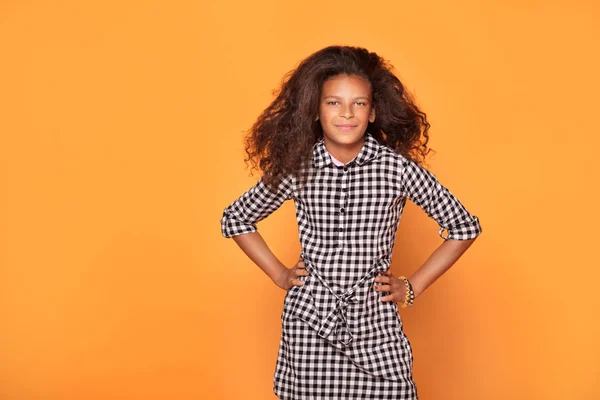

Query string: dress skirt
273 311 418 400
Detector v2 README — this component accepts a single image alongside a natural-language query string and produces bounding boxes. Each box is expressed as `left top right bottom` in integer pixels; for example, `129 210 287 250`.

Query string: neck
323 136 365 164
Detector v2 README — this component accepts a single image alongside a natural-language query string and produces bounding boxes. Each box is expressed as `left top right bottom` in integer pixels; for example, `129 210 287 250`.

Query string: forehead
321 74 372 97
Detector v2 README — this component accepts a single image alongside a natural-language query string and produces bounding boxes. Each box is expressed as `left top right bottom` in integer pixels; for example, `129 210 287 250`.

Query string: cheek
318 108 335 123
358 108 374 121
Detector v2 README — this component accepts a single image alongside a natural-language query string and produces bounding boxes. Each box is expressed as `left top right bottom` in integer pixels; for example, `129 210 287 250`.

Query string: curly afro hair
244 45 433 192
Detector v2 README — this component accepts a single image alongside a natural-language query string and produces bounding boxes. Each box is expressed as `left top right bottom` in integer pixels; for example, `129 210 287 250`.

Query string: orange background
1 1 598 399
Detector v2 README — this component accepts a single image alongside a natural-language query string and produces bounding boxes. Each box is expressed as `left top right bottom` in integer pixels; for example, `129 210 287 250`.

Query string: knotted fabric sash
287 253 390 348
283 254 414 382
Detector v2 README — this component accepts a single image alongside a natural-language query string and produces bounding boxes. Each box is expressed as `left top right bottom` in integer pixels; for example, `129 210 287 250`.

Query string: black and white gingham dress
221 133 482 399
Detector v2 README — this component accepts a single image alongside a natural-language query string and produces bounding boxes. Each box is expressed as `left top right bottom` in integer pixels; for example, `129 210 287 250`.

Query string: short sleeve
220 174 294 238
399 158 482 240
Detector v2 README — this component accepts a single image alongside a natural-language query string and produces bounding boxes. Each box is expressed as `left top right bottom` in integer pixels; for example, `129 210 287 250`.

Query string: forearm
408 238 477 298
231 231 287 285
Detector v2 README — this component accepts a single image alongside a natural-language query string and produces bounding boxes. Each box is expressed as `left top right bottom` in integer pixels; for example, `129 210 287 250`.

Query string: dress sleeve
220 174 295 238
399 158 482 240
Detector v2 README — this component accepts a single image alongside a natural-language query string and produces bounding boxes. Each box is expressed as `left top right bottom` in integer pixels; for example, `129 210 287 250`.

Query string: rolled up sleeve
400 158 482 240
220 174 294 238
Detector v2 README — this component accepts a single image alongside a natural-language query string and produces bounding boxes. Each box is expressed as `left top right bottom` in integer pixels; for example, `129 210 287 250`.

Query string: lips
335 124 358 131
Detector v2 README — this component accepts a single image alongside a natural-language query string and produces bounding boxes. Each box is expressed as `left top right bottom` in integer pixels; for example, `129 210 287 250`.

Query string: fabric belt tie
300 252 389 347
317 291 358 345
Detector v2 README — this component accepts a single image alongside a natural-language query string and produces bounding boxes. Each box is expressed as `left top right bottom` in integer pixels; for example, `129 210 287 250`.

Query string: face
317 73 375 148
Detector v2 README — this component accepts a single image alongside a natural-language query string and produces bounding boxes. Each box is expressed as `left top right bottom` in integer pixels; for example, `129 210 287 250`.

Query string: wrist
407 276 424 299
399 276 415 308
271 263 290 288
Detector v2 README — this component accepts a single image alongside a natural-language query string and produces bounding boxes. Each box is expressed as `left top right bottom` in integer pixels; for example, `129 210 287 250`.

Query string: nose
339 104 354 119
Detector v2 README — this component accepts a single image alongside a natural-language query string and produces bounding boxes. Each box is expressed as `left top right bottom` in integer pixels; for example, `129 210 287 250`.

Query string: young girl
220 45 482 400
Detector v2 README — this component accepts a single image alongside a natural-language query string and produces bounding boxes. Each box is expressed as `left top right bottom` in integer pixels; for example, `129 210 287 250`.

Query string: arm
232 231 308 290
220 176 294 238
407 237 476 298
399 158 483 242
375 158 482 302
220 175 307 290
377 237 477 301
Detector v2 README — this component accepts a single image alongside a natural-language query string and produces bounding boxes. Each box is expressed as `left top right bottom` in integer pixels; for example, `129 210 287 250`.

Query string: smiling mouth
335 125 358 131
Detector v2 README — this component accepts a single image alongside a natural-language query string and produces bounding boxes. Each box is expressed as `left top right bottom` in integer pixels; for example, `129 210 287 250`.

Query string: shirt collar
313 132 380 169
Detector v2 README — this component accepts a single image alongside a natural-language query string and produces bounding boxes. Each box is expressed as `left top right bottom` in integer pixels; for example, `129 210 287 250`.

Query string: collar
312 132 380 169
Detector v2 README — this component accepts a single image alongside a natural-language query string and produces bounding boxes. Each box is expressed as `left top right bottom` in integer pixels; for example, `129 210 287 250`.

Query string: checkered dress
221 133 482 399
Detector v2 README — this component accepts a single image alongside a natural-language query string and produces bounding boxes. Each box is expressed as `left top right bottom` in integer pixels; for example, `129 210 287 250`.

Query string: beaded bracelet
399 276 415 308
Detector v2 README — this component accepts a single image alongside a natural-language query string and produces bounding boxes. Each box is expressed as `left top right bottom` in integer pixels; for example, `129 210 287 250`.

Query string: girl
220 45 482 400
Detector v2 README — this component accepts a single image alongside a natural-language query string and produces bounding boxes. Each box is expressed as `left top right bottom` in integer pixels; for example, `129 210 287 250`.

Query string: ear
315 115 319 121
369 107 376 123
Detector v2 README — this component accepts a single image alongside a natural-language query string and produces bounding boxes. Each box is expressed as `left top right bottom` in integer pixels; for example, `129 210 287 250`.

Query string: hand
274 258 309 291
373 270 407 303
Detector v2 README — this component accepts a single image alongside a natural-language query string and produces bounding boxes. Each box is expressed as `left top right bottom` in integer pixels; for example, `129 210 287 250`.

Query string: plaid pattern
221 133 482 399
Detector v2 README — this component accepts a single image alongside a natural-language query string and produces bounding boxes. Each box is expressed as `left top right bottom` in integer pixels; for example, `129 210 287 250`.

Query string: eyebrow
323 95 370 100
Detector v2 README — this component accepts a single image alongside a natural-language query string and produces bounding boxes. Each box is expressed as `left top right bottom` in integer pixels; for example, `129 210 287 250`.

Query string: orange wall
1 1 598 399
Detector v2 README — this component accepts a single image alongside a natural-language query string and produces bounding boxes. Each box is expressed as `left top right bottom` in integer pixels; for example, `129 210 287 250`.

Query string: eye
327 101 339 105
355 101 367 106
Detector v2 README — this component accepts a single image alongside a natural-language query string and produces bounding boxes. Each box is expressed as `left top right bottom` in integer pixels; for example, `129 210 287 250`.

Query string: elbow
221 209 257 238
439 216 482 241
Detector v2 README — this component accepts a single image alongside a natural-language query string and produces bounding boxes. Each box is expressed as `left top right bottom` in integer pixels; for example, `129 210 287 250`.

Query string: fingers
374 275 390 284
291 262 309 287
380 294 396 302
294 268 309 277
293 259 306 270
291 278 304 287
373 271 403 302
293 259 308 279
376 285 399 302
374 284 392 292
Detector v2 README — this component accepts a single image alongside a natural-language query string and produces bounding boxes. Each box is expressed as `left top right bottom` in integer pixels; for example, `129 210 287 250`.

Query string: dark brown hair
244 45 433 192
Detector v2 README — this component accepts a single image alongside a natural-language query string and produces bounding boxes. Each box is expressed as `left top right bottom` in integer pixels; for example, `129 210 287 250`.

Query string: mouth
335 124 358 131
